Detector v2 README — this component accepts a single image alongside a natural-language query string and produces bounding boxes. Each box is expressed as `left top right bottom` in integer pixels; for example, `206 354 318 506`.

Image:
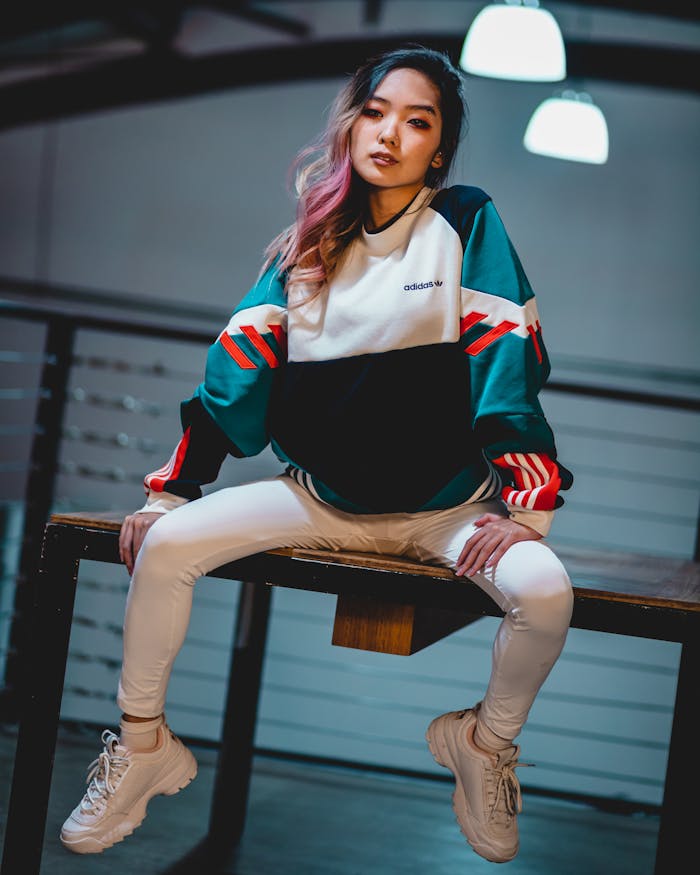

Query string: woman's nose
378 121 398 145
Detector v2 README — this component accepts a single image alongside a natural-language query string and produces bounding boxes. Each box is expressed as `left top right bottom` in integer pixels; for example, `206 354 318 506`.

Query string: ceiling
0 1 698 131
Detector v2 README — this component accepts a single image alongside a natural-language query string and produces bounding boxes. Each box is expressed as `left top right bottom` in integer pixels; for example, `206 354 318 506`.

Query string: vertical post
654 638 699 874
206 581 272 860
2 317 75 720
1 525 81 875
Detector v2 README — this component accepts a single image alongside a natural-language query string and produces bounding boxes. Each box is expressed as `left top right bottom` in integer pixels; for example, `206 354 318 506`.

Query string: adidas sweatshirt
139 185 572 537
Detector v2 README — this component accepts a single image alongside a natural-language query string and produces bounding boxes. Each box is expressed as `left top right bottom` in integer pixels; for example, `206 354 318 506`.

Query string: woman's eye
409 118 430 129
362 107 382 118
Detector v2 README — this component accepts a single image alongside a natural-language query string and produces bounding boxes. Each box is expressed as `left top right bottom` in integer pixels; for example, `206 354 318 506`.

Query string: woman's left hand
455 513 542 578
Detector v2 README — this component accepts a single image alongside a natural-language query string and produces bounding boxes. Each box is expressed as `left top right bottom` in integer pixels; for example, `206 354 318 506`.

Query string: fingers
456 531 501 577
132 522 150 568
456 526 488 568
484 537 515 573
118 517 135 572
473 513 501 528
455 516 534 578
118 514 160 576
125 518 140 576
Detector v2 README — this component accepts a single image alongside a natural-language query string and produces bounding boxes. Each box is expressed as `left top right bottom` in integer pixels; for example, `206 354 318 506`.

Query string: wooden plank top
51 511 125 531
49 511 700 613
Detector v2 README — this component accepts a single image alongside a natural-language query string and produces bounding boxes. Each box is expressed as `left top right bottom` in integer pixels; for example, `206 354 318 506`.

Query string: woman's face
349 67 444 197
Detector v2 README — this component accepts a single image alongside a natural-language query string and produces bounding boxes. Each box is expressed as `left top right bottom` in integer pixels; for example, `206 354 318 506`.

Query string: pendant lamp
460 1 567 82
523 90 609 164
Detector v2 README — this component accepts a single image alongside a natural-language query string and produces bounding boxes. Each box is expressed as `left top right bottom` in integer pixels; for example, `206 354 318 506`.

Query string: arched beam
0 34 696 132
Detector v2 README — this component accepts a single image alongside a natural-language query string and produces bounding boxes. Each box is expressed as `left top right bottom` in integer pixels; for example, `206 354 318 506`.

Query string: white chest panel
287 209 464 363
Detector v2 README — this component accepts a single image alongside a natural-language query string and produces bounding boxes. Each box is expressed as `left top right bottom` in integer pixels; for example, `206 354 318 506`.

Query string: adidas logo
403 280 443 290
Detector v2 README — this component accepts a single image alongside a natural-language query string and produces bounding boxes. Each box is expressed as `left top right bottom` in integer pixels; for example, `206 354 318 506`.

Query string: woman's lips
371 152 398 166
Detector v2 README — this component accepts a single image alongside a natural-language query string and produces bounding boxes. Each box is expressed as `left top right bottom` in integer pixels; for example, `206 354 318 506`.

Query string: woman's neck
365 183 426 231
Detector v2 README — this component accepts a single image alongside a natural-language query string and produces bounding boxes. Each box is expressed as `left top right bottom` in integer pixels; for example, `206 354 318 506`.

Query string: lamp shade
460 2 567 82
523 92 609 164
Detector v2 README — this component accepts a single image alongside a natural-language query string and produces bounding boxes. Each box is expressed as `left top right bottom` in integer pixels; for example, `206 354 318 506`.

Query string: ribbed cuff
507 508 554 538
133 490 189 515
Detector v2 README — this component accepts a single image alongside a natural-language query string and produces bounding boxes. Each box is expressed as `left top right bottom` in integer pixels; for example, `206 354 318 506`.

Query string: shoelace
489 760 532 822
456 707 533 823
80 730 130 814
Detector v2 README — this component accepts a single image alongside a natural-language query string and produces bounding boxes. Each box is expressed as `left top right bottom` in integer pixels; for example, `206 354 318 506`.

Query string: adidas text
404 280 443 290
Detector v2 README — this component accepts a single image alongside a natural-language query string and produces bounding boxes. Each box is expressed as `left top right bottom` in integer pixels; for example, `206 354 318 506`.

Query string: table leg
138 580 274 875
654 638 698 874
1 526 80 875
206 580 272 862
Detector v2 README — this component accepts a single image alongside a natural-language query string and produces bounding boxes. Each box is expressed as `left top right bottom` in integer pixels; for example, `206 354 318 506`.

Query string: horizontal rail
544 380 700 411
3 300 699 413
1 299 214 345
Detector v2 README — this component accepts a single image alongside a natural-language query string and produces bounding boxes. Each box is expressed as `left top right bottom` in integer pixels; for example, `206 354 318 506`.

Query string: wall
1 30 698 804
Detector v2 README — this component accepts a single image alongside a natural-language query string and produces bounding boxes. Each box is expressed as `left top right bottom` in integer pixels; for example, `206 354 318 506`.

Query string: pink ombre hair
262 87 364 302
263 46 468 302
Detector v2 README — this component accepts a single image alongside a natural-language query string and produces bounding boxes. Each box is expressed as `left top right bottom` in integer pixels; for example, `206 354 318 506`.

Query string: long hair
263 46 469 300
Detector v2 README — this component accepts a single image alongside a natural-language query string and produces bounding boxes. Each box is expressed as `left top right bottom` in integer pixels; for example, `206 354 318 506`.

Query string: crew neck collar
364 187 430 234
361 187 435 255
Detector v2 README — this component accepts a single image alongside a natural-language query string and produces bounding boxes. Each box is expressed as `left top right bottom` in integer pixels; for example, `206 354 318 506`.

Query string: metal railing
2 295 699 725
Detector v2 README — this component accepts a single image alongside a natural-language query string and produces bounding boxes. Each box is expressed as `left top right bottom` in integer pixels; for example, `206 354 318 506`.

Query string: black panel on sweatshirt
269 342 484 510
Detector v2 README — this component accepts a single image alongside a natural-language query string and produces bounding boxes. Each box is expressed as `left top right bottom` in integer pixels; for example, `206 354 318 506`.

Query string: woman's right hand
119 512 163 575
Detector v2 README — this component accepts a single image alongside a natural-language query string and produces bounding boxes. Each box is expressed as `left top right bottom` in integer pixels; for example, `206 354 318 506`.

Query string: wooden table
2 512 699 874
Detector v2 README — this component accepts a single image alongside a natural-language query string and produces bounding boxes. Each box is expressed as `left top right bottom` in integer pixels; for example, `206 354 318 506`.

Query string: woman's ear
431 151 443 169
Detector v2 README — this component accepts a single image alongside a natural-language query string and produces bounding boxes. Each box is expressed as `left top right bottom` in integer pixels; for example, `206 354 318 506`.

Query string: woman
61 46 573 865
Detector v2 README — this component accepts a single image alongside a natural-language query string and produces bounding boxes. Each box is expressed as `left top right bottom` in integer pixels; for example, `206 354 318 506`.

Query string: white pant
117 474 573 741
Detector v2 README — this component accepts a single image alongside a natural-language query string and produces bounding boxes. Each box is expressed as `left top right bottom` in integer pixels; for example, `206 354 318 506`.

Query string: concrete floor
0 721 659 874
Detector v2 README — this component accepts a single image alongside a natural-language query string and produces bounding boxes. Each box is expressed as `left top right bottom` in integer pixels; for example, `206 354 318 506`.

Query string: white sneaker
426 706 528 863
60 724 197 854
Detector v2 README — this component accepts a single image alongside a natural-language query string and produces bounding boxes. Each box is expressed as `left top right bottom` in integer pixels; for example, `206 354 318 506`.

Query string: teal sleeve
462 200 538 308
460 202 573 501
192 260 288 457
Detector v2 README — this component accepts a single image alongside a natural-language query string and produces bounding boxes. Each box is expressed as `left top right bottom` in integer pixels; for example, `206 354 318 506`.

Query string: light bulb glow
523 95 609 164
460 4 567 82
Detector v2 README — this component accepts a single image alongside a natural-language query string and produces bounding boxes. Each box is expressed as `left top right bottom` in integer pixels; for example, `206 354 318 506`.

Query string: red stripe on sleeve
145 427 192 492
491 452 561 510
240 325 280 368
527 324 543 363
268 323 288 359
460 311 487 336
465 320 519 356
168 426 191 481
219 331 256 369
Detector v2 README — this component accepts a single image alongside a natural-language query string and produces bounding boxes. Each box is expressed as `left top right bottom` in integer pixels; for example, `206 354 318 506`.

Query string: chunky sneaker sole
60 727 198 854
426 710 519 863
